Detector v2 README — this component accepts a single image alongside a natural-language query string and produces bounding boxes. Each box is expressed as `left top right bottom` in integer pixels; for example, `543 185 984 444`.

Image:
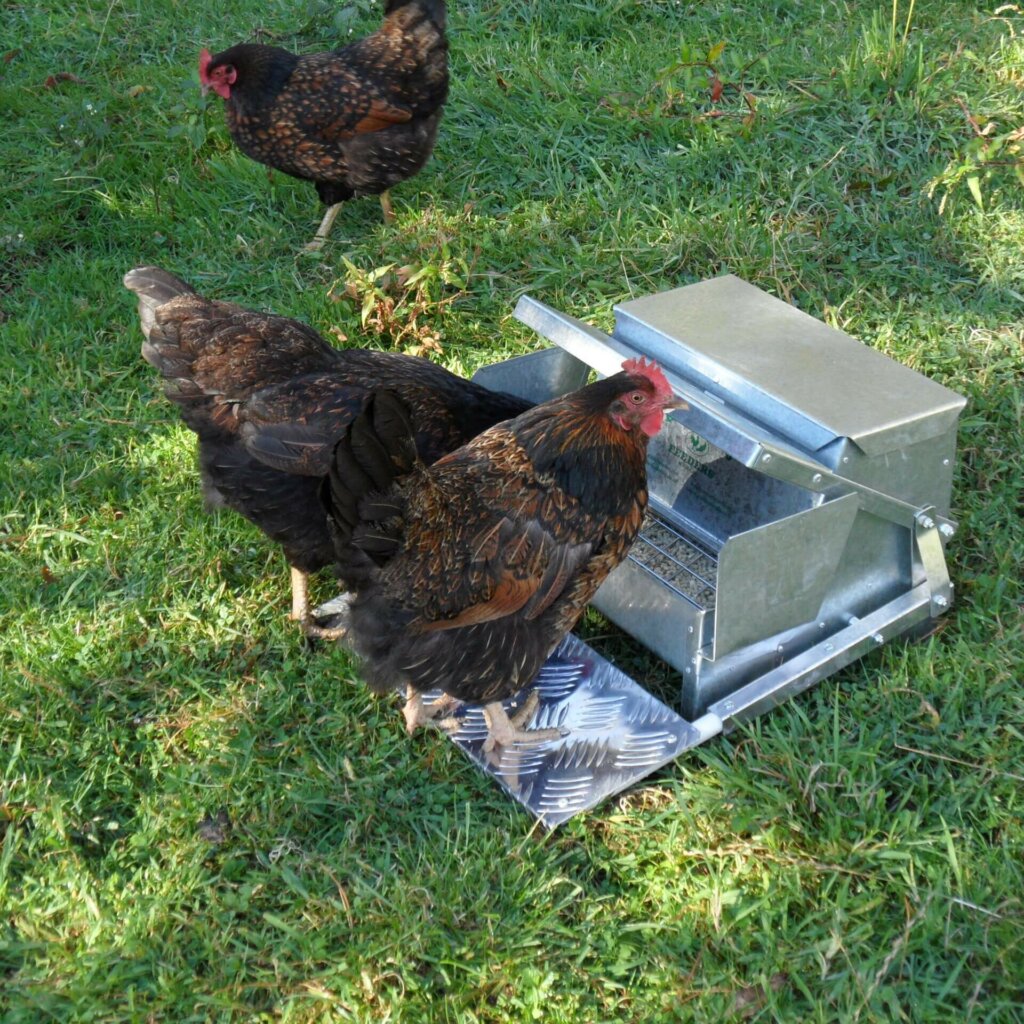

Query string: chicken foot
289 566 349 640
402 687 462 735
481 690 564 753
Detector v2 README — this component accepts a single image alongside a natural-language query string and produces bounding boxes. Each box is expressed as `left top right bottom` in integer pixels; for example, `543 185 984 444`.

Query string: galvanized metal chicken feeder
375 276 967 826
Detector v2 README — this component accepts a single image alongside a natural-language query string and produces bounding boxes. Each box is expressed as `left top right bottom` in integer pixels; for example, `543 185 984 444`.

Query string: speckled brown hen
199 0 448 249
323 362 686 749
124 265 530 637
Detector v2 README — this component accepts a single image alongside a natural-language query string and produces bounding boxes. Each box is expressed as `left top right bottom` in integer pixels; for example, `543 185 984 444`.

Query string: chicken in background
199 0 448 250
323 362 686 750
124 265 530 638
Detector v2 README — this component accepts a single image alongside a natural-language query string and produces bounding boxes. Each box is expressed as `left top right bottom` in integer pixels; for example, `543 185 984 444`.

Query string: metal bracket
914 506 953 617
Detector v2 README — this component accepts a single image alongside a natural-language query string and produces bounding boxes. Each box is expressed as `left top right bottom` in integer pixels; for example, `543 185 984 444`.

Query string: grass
1 0 1023 1019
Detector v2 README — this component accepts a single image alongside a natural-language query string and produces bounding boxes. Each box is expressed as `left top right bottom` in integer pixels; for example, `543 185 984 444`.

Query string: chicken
323 361 685 750
199 0 448 249
124 265 531 637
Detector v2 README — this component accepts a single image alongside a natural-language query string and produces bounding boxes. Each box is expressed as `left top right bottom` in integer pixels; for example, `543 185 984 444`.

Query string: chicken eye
630 392 646 404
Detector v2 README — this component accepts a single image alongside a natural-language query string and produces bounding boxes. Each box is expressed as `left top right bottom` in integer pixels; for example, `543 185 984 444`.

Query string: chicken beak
662 396 689 412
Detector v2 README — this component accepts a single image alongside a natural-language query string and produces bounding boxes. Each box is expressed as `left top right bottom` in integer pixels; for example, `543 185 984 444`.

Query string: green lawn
2 0 1023 1020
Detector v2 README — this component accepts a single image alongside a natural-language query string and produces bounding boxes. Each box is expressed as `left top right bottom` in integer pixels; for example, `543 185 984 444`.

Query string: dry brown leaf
43 72 84 89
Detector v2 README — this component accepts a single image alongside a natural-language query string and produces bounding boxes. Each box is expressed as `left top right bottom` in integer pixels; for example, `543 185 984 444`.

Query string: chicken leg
304 190 394 252
304 203 344 252
289 566 348 640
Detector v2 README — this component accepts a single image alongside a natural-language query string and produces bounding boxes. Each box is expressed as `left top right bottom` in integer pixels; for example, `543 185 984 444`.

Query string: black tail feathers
322 391 418 575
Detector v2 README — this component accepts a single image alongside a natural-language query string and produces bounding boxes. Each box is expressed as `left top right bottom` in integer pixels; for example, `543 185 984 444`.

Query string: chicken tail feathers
360 389 418 476
123 266 196 342
323 391 419 581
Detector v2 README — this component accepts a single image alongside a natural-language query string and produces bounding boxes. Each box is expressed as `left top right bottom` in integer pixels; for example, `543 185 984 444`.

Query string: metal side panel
713 492 860 660
420 634 705 828
470 347 590 405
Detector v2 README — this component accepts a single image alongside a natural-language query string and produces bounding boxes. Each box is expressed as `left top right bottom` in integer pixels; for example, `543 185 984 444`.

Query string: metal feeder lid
613 275 966 457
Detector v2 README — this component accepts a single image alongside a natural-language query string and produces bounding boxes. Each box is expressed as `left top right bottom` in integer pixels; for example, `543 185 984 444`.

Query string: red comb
198 48 212 83
622 356 673 400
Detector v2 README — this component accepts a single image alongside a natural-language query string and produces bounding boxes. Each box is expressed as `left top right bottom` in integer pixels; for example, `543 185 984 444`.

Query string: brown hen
199 0 448 249
124 265 530 637
324 361 685 749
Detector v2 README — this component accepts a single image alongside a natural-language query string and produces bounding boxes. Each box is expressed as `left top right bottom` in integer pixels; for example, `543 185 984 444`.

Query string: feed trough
329 276 967 827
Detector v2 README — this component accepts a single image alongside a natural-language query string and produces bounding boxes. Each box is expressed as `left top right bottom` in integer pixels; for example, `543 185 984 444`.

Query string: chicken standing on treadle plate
124 265 530 638
199 0 448 250
323 361 686 750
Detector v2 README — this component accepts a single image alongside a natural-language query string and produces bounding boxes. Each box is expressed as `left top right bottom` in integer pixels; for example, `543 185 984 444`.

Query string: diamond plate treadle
420 634 701 827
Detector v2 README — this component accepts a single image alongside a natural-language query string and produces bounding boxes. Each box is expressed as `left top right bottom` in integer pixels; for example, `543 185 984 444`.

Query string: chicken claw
481 691 564 753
